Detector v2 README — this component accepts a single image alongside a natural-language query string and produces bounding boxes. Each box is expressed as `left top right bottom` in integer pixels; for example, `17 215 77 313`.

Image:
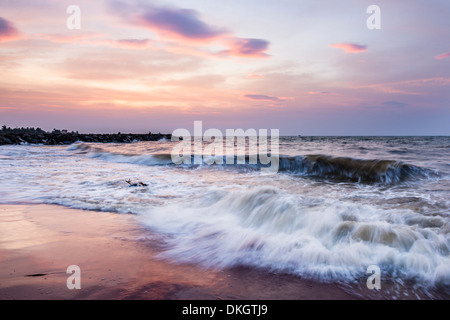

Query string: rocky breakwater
0 132 172 145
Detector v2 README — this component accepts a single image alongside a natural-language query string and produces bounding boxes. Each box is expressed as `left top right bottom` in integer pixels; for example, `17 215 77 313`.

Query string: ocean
1 136 449 299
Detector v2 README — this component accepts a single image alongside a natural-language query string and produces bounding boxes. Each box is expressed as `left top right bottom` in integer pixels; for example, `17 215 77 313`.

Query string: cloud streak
307 91 331 95
221 38 270 58
138 6 226 41
111 1 227 43
381 101 408 108
0 17 21 42
244 94 282 102
330 42 367 53
114 38 151 49
36 33 101 43
435 52 450 60
35 33 151 50
110 1 269 58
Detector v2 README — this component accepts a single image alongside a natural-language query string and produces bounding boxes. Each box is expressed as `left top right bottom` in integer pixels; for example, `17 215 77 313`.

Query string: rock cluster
0 132 172 145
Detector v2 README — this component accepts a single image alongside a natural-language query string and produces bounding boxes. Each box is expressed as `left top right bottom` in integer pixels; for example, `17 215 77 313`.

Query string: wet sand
0 204 357 300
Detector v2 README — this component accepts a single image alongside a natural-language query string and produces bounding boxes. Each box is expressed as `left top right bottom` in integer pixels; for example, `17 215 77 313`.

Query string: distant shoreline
0 132 172 145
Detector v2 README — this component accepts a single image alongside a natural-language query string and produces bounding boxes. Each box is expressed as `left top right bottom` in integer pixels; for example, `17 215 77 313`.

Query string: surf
69 142 437 185
138 186 450 288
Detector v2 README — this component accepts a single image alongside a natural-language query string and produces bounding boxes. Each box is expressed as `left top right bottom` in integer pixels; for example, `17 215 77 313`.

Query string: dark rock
2 137 13 144
125 179 148 187
0 131 172 145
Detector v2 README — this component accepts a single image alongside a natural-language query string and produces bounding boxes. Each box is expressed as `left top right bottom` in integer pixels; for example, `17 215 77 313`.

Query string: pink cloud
86 38 152 50
36 33 101 43
220 37 270 58
246 74 264 79
435 52 450 60
307 91 331 95
110 2 269 59
111 2 227 43
330 42 367 53
36 33 151 50
139 8 226 42
0 17 21 43
114 38 151 49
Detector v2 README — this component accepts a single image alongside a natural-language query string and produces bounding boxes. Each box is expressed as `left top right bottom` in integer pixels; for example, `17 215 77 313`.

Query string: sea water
1 136 449 299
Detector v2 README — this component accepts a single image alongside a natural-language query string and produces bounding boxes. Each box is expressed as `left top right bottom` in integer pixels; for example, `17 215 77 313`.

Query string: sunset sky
0 0 449 135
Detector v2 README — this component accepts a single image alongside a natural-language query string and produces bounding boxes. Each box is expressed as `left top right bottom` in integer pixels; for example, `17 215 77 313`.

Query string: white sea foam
137 186 450 286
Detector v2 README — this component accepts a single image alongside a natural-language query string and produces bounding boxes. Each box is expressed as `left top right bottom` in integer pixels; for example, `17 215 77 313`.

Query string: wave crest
279 155 435 184
68 142 437 184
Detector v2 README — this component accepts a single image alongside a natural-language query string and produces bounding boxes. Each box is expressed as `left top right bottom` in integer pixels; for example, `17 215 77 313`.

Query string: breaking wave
278 155 436 184
139 186 450 287
69 142 437 184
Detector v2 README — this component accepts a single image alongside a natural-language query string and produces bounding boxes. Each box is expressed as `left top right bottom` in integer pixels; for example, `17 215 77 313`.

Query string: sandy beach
0 204 356 300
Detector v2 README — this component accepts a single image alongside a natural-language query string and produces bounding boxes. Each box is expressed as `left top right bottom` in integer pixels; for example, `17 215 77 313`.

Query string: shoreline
0 204 358 300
